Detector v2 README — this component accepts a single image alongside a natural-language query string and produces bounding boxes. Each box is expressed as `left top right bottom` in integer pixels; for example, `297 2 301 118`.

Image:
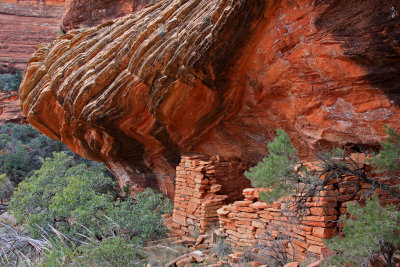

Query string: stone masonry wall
171 154 399 261
217 173 400 261
171 155 251 235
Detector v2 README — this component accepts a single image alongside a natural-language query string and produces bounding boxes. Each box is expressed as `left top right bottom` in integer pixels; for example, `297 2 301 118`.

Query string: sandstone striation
0 0 65 73
20 0 400 197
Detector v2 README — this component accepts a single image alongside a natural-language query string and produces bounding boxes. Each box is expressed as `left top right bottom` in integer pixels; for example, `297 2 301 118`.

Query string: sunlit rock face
0 0 65 73
20 0 400 198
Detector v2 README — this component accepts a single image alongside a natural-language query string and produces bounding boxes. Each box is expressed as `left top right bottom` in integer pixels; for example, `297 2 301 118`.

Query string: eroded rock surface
0 0 65 73
20 0 400 197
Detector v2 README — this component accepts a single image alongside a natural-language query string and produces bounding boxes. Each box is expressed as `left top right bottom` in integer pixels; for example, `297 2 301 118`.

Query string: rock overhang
19 0 400 197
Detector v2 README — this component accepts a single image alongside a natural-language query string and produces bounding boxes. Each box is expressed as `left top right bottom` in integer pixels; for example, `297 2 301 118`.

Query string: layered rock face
20 0 400 197
61 0 160 32
0 0 65 73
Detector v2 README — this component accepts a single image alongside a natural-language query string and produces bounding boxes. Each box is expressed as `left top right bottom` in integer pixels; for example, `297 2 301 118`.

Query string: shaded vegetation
10 152 116 239
0 72 22 93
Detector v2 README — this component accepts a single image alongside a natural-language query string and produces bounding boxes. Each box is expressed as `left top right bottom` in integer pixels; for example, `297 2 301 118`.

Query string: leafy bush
108 189 172 242
36 241 75 267
0 72 22 92
10 152 171 243
73 236 145 267
325 196 400 267
37 236 144 267
9 152 172 266
10 152 115 239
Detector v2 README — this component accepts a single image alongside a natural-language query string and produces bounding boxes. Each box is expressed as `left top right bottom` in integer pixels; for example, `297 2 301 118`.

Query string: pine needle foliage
245 129 301 202
325 195 400 267
371 125 400 173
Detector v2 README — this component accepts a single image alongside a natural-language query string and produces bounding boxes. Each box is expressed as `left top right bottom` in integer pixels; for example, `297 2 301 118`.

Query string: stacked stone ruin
217 187 336 261
218 180 399 260
172 155 400 260
171 154 399 261
171 155 251 235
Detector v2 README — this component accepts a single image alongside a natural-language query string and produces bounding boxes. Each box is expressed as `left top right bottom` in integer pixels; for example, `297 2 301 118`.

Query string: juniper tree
325 195 400 267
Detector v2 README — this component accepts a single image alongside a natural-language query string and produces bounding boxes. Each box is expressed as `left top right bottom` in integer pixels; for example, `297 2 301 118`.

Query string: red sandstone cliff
61 0 160 32
19 0 400 197
0 0 156 123
0 0 65 73
0 0 159 73
0 92 26 124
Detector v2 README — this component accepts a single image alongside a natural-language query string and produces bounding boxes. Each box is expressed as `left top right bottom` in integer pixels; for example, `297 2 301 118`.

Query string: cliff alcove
19 0 400 199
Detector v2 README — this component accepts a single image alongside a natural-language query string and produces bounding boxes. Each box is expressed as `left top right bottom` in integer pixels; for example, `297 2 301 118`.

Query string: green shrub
0 141 32 184
244 129 302 202
324 196 400 267
0 72 22 92
36 237 76 267
108 189 172 242
37 236 145 267
10 152 115 239
10 152 171 242
73 236 145 267
371 125 400 172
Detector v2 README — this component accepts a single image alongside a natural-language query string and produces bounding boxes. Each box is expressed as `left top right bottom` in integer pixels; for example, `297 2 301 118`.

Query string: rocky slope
20 0 400 197
0 0 65 73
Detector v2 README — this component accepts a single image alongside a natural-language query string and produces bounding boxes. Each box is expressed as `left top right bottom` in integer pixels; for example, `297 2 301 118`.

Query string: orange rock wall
0 0 65 73
217 177 400 261
172 156 251 235
200 0 400 160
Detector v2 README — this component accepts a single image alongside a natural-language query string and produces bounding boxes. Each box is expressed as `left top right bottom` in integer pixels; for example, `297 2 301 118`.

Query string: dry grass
0 222 47 266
